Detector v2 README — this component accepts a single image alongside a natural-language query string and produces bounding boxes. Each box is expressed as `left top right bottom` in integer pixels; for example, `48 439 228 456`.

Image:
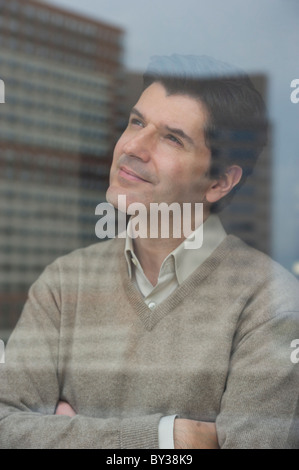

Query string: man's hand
55 401 76 417
54 403 219 449
174 419 219 449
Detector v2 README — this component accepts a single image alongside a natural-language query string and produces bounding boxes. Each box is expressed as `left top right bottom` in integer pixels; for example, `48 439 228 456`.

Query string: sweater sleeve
0 264 162 449
216 308 299 449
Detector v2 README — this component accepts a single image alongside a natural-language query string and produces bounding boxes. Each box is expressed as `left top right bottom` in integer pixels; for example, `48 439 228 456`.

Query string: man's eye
130 118 144 127
166 134 182 146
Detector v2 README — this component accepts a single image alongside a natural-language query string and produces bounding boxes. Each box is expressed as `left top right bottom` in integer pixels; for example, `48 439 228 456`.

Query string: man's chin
106 186 151 214
106 186 131 214
106 186 122 210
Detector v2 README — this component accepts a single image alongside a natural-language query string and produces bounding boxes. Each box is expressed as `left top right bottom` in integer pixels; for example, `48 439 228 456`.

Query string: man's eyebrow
130 107 144 120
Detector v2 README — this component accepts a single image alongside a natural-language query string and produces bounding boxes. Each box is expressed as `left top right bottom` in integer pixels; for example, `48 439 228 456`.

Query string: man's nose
123 127 155 161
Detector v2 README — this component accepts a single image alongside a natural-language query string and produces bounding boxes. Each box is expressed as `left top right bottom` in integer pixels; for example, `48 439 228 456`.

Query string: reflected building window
0 0 125 340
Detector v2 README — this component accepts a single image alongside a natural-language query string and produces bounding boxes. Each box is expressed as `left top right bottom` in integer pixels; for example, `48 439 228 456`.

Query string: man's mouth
119 166 150 183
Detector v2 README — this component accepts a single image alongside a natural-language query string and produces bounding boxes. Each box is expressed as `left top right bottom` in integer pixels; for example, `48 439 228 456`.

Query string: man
0 54 298 449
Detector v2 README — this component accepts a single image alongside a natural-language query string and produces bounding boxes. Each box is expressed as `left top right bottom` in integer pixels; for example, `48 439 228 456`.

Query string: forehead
135 82 208 133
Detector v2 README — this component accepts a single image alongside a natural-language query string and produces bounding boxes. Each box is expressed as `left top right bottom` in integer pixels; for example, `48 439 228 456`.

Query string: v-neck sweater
0 235 299 448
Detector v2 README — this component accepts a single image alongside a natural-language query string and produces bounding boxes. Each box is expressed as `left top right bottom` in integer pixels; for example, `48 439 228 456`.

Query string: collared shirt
125 214 227 309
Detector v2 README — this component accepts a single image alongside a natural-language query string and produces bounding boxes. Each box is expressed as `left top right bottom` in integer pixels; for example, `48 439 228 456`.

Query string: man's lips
119 166 150 183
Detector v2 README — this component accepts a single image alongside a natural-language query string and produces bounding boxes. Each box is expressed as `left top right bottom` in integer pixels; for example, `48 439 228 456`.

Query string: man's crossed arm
55 401 219 449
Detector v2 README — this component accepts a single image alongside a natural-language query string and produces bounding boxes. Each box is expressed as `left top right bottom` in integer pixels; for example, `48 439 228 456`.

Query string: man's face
106 82 213 213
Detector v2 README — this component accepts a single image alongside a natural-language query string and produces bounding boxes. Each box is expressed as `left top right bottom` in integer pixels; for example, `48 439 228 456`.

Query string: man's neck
131 209 210 286
132 235 184 287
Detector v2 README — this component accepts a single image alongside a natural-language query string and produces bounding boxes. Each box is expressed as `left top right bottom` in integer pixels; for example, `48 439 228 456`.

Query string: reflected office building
0 0 125 339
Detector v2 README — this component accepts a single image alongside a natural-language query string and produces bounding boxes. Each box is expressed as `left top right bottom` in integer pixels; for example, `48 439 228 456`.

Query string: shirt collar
172 214 227 284
124 214 227 284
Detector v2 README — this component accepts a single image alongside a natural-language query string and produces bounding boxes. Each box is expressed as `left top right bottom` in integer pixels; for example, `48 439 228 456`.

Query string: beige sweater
0 235 298 449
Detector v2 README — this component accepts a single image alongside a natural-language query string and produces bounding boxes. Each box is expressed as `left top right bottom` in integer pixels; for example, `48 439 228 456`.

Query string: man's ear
205 165 243 204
